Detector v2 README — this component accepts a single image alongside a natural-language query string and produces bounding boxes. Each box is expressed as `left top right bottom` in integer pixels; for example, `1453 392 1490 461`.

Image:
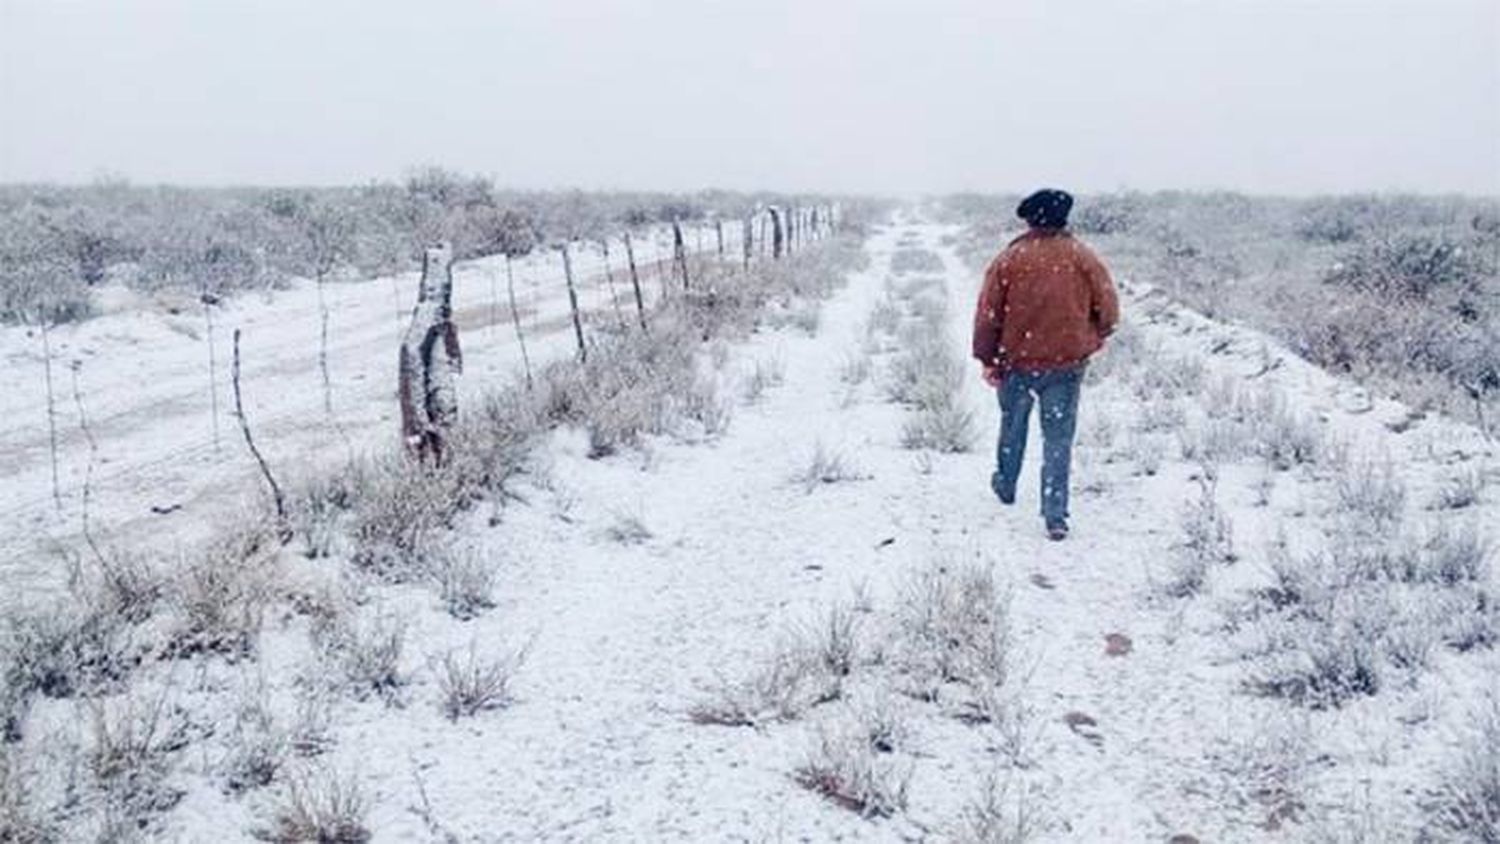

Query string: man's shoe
1045 519 1069 541
991 473 1016 505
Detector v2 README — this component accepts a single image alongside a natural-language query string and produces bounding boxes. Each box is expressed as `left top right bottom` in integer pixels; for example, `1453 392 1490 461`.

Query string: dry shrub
4 586 140 708
343 456 466 582
958 768 1042 843
0 745 52 843
1428 693 1500 839
690 637 839 728
794 722 911 818
265 766 370 843
223 682 287 793
315 610 408 705
87 691 190 828
164 524 278 660
793 443 865 493
435 640 528 720
893 561 1012 708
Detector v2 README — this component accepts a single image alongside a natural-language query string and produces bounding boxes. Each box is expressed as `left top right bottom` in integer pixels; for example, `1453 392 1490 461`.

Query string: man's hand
981 363 1004 389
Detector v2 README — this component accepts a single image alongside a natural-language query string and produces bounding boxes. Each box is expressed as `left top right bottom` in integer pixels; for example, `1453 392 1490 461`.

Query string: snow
0 226 720 602
4 214 1496 839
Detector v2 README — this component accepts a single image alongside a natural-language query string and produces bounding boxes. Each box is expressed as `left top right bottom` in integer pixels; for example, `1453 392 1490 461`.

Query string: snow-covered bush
164 525 276 660
1429 469 1485 511
1210 712 1316 830
435 641 526 721
1333 459 1408 533
1072 193 1141 235
1294 196 1377 243
793 442 864 494
428 547 496 621
957 768 1042 843
264 766 370 844
0 744 52 843
1235 519 1490 709
690 630 841 728
885 327 962 409
222 683 287 794
0 204 99 324
804 603 864 680
68 547 165 626
882 281 976 453
314 610 409 705
794 720 911 818
344 456 467 582
1325 232 1487 303
1162 474 1235 598
87 691 189 832
4 587 139 706
892 560 1012 709
1428 693 1500 839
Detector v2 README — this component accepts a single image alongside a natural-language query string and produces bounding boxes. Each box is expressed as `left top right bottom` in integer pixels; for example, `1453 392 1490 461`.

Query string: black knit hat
1016 189 1073 229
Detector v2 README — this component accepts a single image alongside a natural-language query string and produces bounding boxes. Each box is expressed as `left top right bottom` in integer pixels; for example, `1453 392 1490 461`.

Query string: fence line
5 204 842 547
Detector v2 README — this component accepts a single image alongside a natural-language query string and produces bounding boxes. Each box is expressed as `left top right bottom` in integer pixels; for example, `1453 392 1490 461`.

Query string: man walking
971 189 1119 540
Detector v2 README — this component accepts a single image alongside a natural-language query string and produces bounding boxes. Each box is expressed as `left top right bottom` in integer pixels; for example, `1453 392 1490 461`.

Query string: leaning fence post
504 254 533 390
398 242 463 464
624 231 647 331
559 242 588 362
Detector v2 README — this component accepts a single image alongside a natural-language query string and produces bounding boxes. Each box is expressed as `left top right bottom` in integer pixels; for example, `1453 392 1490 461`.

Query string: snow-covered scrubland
942 193 1500 436
0 177 786 325
3 208 1497 842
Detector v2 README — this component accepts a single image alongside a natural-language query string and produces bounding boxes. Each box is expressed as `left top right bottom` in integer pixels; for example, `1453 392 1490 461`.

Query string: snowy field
2 213 1497 841
0 225 727 599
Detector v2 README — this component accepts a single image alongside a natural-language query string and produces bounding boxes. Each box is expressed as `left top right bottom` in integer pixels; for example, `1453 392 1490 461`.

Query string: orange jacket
971 229 1119 371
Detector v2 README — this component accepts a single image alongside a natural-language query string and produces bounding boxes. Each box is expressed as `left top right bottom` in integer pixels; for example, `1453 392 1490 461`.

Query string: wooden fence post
742 215 753 272
600 238 625 326
672 218 691 291
504 254 533 389
559 242 588 362
624 231 647 331
398 242 463 464
770 207 785 260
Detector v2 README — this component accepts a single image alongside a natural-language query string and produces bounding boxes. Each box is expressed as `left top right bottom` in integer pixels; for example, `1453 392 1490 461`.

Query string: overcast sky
1 0 1496 194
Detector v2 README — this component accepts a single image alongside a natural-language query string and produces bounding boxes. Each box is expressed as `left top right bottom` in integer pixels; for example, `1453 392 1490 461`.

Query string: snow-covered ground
0 226 731 601
4 214 1496 840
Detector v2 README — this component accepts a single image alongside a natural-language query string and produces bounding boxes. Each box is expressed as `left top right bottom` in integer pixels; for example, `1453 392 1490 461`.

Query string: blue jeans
990 365 1084 522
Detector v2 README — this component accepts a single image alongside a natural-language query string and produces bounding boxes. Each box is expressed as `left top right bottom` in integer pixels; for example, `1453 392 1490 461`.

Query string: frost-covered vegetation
0 228 868 839
0 173 863 324
942 192 1500 435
